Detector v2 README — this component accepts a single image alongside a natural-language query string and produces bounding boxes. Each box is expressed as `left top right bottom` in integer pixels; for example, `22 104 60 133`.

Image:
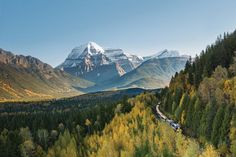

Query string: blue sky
1 0 236 67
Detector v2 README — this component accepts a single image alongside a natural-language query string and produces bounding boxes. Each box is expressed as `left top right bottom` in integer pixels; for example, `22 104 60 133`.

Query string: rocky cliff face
0 49 50 69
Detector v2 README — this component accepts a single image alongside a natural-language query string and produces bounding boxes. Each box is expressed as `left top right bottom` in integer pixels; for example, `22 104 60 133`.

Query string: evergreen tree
219 104 232 145
211 106 225 146
192 98 202 136
205 101 217 141
185 95 196 129
198 102 211 139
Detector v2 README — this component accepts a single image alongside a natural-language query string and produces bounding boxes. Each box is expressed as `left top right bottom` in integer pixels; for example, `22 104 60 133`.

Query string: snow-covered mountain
104 49 136 73
112 56 189 89
156 49 179 58
58 42 189 88
58 42 125 84
68 42 105 59
58 42 144 77
58 42 110 72
143 49 182 61
126 53 144 68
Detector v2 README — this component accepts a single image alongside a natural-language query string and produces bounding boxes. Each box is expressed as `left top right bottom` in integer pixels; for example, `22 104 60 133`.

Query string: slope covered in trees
159 30 236 156
0 90 135 157
0 92 219 157
83 93 218 157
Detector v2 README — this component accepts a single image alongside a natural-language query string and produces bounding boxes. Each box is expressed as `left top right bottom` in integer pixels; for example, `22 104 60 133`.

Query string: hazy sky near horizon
1 0 236 67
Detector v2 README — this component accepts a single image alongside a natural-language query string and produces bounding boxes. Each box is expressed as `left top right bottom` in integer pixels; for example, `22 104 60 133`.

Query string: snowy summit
67 42 105 59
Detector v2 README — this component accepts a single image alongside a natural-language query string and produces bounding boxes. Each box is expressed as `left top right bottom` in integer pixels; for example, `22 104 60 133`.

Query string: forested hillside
159 30 236 156
0 90 135 157
0 93 219 157
83 93 218 157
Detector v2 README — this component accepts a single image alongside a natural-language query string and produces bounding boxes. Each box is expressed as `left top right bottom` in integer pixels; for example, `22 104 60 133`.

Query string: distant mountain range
58 42 189 91
112 57 188 89
81 57 188 92
0 42 189 101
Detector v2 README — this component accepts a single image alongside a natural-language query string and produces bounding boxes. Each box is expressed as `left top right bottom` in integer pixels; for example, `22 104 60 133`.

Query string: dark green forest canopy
159 30 236 156
0 89 145 157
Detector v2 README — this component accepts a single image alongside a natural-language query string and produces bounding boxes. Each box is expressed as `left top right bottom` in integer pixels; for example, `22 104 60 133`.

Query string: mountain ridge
0 48 93 101
0 43 189 100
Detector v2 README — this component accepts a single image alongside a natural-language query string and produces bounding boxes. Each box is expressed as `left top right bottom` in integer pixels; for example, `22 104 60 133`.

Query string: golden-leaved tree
47 130 78 157
83 93 219 157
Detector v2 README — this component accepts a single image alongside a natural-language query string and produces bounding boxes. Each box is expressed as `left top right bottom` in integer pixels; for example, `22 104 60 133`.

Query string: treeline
160 30 236 156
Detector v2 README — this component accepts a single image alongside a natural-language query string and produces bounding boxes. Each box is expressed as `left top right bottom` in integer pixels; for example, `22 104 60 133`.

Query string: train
156 104 181 131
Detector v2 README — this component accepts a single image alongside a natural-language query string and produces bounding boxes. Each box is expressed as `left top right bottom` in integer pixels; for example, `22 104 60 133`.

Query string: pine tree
185 95 196 129
219 104 232 145
211 106 225 146
205 101 217 140
192 98 202 136
198 102 211 139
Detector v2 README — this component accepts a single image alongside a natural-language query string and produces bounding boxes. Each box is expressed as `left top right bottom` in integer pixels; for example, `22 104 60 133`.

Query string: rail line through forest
154 103 181 131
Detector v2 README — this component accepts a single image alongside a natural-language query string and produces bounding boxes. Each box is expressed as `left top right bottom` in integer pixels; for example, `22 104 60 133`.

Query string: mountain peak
68 42 105 59
155 49 180 58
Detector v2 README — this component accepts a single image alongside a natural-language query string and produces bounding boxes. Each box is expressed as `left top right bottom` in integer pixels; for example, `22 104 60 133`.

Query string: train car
170 122 181 131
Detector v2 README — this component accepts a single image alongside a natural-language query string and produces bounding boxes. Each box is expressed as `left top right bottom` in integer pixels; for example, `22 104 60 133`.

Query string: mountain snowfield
58 42 189 91
58 42 111 73
104 48 136 73
143 49 186 61
68 42 105 59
